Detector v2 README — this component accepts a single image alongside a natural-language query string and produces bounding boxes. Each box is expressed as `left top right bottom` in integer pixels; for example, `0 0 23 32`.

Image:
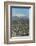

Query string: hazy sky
12 8 29 17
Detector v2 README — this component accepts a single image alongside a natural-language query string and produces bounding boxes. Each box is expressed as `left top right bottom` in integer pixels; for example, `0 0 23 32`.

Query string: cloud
16 14 26 17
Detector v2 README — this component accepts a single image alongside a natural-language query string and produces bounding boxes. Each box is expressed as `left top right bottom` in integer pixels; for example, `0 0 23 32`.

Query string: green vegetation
11 16 29 37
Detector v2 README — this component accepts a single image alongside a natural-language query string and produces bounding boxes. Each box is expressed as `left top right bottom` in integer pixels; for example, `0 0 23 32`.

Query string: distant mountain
12 15 29 21
12 16 19 21
12 15 29 24
20 15 29 19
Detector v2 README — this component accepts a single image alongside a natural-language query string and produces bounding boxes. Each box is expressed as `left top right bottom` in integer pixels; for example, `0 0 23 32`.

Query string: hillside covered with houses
10 15 29 37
